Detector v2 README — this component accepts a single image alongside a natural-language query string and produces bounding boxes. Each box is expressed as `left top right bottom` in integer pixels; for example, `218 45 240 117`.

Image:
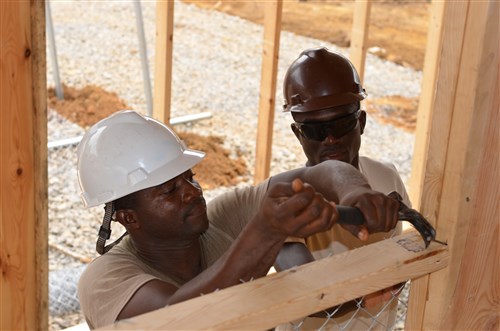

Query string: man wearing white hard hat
76 110 400 329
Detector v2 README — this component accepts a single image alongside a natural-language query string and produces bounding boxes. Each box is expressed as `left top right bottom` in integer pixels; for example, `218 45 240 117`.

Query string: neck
351 155 360 169
131 235 203 283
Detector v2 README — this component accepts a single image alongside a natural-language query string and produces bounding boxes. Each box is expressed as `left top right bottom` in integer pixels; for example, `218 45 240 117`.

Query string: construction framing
1 0 497 330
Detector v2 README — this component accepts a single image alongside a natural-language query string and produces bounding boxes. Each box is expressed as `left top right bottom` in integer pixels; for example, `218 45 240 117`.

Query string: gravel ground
46 1 418 329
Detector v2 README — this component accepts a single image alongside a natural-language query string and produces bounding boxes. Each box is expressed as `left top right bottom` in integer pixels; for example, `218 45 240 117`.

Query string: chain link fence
49 266 85 317
276 281 409 330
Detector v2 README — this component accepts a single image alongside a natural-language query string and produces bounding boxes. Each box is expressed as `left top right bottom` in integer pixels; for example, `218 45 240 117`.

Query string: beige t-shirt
306 156 410 259
78 179 270 329
279 156 410 330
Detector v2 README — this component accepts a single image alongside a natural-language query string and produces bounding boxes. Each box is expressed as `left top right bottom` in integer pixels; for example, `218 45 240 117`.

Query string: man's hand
363 283 404 308
258 178 339 239
337 187 400 240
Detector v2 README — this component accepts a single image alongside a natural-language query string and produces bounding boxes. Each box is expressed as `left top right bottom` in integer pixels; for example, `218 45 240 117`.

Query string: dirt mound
367 96 418 132
48 85 128 128
48 85 248 189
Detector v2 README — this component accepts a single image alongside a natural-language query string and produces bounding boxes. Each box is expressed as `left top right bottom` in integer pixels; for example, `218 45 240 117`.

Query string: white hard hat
77 110 205 207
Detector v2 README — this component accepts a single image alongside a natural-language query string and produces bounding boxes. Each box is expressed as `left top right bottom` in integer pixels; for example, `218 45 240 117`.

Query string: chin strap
96 202 128 255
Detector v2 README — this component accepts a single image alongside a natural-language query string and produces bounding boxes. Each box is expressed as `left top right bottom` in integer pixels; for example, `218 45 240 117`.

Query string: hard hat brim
284 90 367 113
81 148 205 208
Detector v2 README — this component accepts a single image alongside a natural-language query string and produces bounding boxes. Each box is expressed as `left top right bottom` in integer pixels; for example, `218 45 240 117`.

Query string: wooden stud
153 1 174 123
408 0 499 329
254 0 283 184
422 1 498 329
350 0 371 83
0 1 48 329
32 1 49 328
405 1 450 327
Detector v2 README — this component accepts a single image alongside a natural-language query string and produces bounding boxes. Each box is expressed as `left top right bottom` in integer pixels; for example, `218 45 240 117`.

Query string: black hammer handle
336 206 365 225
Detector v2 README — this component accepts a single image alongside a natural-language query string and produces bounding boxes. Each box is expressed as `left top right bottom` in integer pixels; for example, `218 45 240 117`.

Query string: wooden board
408 0 499 329
254 0 282 184
423 1 499 329
0 1 47 329
349 0 371 83
97 231 448 330
153 1 174 123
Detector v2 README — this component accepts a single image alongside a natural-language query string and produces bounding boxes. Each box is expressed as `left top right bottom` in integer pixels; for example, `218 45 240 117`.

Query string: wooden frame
1 1 497 330
407 1 499 329
349 0 372 83
1 1 48 329
254 0 283 184
153 0 174 123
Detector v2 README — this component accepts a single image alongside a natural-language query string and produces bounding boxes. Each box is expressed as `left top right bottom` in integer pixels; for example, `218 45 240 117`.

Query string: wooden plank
404 1 448 328
405 2 468 328
409 0 468 216
253 0 282 184
421 1 499 329
97 231 448 330
349 0 371 82
153 0 174 123
442 58 498 330
31 0 49 329
0 0 47 329
408 0 447 209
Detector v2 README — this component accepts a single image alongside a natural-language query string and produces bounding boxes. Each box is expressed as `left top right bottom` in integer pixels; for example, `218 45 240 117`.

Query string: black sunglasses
292 110 362 141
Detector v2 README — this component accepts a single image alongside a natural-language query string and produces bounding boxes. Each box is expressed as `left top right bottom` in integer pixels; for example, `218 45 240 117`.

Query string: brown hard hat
283 47 367 113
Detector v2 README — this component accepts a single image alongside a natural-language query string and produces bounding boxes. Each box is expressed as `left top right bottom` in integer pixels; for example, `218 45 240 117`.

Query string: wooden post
407 0 499 329
153 0 174 123
349 0 371 82
254 0 282 184
97 231 448 330
0 1 48 330
405 2 450 327
408 0 449 210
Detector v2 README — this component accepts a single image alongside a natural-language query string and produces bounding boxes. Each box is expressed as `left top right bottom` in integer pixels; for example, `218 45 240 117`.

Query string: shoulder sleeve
359 156 412 207
207 179 271 239
77 248 159 329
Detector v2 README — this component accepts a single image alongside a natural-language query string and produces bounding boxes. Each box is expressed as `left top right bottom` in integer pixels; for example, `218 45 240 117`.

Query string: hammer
337 191 446 248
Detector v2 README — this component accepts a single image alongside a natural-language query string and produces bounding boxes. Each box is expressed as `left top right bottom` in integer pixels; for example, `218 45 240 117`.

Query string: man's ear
115 209 140 230
359 110 367 135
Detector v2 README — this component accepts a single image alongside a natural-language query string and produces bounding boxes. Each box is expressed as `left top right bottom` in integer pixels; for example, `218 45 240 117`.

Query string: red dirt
48 85 248 189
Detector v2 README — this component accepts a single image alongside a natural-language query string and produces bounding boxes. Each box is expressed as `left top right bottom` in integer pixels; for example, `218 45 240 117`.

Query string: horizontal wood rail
98 230 448 330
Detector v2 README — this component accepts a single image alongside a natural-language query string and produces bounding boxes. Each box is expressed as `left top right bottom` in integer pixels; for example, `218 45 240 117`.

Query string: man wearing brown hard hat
275 47 411 330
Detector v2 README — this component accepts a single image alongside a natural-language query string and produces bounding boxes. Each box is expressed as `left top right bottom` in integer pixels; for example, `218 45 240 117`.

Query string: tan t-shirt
279 156 410 330
306 156 411 259
78 179 270 329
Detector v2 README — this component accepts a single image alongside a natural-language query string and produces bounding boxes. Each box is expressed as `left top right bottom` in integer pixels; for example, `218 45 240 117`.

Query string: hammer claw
388 191 437 248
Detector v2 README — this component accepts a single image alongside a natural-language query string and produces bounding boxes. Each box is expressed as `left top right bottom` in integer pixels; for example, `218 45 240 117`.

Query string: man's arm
117 179 337 321
270 160 400 237
271 160 402 317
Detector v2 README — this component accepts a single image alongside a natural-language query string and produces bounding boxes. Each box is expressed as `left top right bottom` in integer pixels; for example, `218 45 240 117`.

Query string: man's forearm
271 160 370 203
168 222 285 305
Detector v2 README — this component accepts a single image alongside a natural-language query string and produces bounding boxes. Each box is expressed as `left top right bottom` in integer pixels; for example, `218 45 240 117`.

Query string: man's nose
323 132 340 144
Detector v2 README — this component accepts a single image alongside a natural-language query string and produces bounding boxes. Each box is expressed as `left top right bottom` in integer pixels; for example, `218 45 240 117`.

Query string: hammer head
388 191 437 248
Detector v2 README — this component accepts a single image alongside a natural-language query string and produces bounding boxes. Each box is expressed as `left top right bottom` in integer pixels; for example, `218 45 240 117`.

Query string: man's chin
321 154 346 163
191 215 209 235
